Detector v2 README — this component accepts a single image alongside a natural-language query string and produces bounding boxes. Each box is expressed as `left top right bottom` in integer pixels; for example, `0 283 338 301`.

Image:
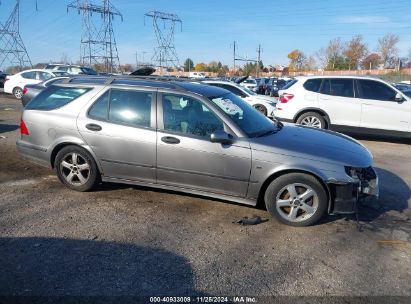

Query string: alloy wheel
275 183 319 223
300 116 322 128
59 152 91 186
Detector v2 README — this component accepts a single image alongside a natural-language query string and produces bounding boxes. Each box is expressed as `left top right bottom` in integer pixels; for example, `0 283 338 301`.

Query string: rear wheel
253 104 267 116
264 173 327 226
296 112 326 129
13 87 23 99
55 146 100 192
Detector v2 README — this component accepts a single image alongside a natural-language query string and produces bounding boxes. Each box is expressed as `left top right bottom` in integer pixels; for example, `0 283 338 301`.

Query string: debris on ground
232 216 268 226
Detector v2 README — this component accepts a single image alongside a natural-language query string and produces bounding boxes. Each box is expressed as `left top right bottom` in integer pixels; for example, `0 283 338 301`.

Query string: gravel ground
0 93 410 297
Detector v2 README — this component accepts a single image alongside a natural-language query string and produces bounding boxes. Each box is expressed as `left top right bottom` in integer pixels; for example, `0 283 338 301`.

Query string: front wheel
13 87 23 99
296 112 326 129
264 173 328 226
55 145 100 192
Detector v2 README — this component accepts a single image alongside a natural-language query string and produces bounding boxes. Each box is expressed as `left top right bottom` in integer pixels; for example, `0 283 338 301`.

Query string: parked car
239 78 258 91
3 69 68 99
256 77 270 95
21 76 70 107
266 78 290 97
0 72 8 90
274 76 411 137
393 82 411 98
45 64 98 76
189 72 206 79
202 80 277 118
17 77 378 226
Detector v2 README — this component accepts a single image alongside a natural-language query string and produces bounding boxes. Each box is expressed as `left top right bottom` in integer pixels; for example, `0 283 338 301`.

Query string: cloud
336 16 391 24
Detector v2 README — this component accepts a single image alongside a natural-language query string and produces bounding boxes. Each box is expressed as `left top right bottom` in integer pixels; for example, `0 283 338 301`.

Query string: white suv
273 76 411 137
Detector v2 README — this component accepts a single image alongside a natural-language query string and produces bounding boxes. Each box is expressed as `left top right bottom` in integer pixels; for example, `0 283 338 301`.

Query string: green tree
184 58 194 72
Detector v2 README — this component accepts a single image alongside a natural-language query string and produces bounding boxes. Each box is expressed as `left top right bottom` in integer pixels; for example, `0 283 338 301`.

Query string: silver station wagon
17 77 379 226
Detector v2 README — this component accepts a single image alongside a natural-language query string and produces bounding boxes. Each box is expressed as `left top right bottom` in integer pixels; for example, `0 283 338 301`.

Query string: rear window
303 79 322 92
25 86 90 110
281 79 297 90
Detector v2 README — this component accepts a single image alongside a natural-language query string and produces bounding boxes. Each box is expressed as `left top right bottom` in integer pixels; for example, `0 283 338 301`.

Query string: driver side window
162 94 224 138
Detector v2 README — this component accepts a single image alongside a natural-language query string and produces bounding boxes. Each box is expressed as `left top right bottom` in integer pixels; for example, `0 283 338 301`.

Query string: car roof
59 76 231 97
296 75 387 81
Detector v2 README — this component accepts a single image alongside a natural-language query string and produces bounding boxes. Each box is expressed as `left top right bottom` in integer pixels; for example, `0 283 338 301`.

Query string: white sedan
3 69 67 99
202 80 278 118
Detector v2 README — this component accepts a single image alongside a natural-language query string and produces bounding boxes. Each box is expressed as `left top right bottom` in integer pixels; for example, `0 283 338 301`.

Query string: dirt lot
0 93 410 297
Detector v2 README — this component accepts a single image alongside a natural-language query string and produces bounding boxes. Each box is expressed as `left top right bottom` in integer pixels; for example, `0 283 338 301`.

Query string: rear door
20 71 41 86
317 78 361 127
156 92 252 197
77 87 157 183
357 79 411 132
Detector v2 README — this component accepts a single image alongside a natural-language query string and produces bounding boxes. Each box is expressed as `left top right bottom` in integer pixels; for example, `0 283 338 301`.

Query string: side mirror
395 93 404 102
210 130 233 145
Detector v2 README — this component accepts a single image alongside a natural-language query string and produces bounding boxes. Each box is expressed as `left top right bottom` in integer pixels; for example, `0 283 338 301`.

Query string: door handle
161 136 180 144
86 123 102 131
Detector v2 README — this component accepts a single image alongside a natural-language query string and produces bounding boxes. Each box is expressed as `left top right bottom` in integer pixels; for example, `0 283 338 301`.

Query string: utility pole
256 44 261 77
233 40 236 74
67 0 123 73
0 0 33 70
135 51 138 68
144 11 182 75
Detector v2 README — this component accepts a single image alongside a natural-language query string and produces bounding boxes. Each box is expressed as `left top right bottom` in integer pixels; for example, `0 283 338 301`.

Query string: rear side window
320 79 354 98
25 86 90 110
21 71 37 79
88 89 152 128
358 80 397 101
303 79 322 92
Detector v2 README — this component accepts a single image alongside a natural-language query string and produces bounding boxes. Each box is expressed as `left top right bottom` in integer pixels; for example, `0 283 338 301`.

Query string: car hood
250 124 373 168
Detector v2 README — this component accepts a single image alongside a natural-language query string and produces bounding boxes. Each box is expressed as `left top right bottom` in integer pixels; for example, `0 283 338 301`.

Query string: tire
13 87 23 99
296 112 326 129
253 104 267 116
264 173 327 227
54 145 100 192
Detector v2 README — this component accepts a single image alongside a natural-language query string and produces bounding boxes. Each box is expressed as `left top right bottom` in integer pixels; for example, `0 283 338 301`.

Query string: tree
325 38 343 70
194 63 206 72
304 55 317 71
183 58 194 72
287 49 306 71
315 48 328 70
344 35 368 70
377 33 400 68
362 53 381 70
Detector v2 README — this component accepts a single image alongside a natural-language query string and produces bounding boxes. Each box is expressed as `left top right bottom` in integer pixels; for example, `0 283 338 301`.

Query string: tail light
279 93 294 103
23 87 28 95
20 118 29 136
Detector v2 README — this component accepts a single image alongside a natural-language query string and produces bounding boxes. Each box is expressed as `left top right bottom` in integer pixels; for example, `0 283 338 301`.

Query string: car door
156 92 252 197
77 87 157 183
357 79 411 132
317 78 361 127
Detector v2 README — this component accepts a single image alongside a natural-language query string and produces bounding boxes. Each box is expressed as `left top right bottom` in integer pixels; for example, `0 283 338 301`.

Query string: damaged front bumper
328 166 379 215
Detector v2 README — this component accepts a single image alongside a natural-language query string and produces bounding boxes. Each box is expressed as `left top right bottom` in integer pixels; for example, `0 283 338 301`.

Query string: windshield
81 67 98 75
242 86 257 96
210 93 281 138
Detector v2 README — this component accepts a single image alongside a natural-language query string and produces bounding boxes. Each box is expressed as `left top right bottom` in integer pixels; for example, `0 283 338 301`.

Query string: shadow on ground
0 124 19 134
0 237 203 296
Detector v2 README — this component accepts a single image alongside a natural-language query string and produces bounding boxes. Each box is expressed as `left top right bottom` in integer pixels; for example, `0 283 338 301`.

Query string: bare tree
377 33 400 68
326 38 343 70
304 55 317 71
344 35 368 70
315 48 328 70
362 53 381 70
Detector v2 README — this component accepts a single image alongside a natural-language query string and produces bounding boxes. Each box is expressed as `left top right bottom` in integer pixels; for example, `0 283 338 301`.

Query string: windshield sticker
215 98 242 115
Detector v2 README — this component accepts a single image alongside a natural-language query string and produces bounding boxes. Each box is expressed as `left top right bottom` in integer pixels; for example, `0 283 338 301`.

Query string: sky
1 0 411 68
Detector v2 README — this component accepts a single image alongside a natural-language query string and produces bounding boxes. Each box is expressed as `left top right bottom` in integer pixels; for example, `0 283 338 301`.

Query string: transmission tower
144 11 182 71
0 0 33 70
67 0 123 73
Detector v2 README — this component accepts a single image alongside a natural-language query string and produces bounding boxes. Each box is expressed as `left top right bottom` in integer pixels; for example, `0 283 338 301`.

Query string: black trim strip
157 166 249 182
101 158 155 169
